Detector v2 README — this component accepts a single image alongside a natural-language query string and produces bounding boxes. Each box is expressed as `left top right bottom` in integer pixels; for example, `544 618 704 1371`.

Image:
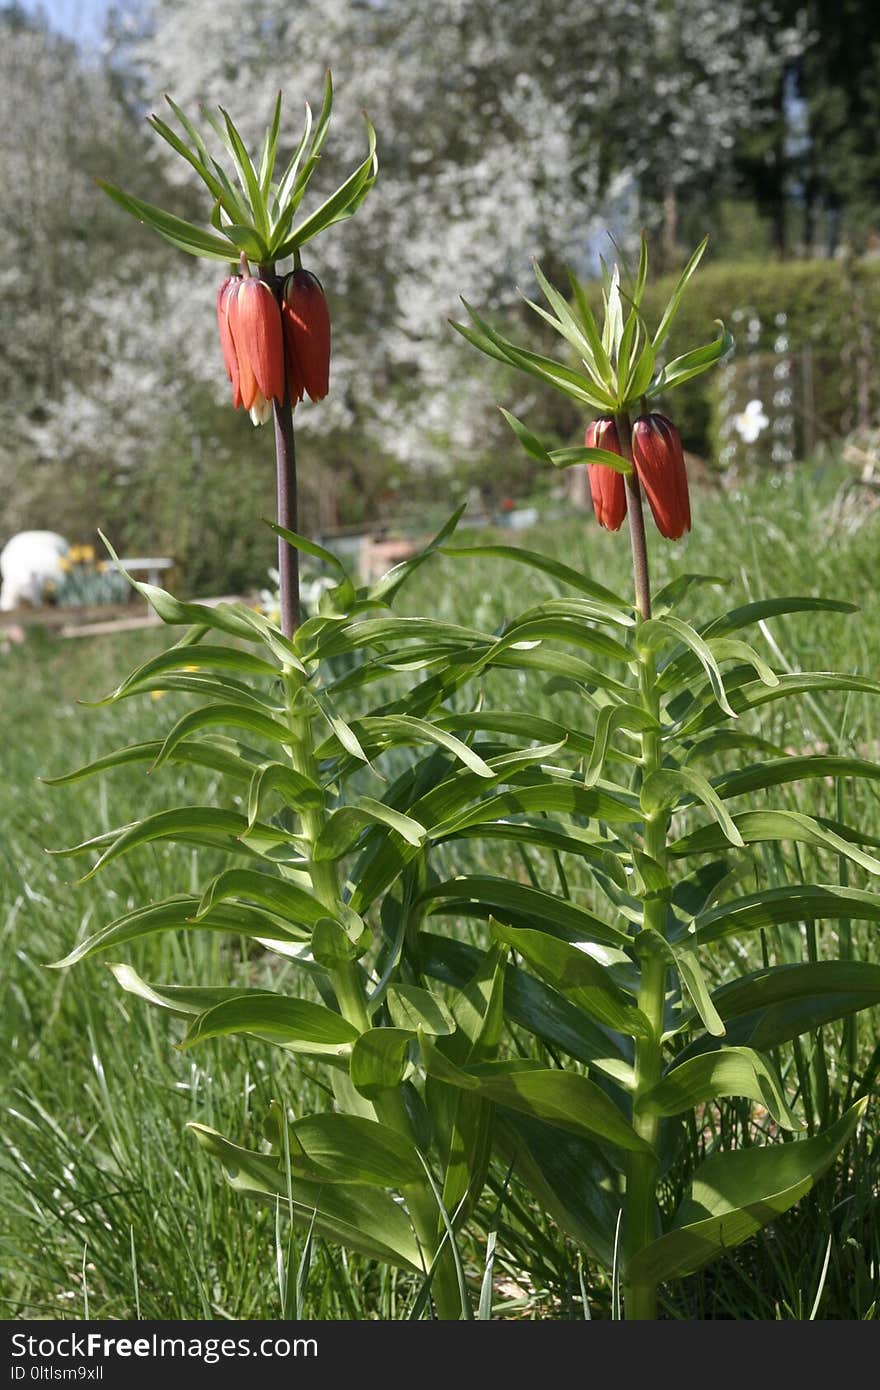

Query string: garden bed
0 601 144 633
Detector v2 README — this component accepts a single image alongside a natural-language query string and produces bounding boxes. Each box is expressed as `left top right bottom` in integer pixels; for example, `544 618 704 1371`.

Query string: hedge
640 257 880 466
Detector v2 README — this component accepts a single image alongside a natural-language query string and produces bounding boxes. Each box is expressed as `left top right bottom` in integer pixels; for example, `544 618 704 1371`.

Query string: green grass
2 466 879 1319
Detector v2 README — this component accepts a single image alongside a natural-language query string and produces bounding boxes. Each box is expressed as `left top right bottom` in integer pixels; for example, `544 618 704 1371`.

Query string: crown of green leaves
99 73 377 267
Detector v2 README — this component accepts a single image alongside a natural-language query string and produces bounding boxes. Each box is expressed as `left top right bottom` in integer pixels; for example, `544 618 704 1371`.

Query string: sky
17 0 114 47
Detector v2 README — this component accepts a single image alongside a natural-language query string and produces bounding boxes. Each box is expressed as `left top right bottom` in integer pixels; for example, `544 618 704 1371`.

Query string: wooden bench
113 557 175 587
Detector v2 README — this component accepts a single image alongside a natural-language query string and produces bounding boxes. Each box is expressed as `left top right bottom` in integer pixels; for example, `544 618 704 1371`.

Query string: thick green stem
617 412 667 1319
281 670 464 1317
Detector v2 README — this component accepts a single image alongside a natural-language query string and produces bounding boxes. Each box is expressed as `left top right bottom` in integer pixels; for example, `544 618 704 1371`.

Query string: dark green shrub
640 258 880 465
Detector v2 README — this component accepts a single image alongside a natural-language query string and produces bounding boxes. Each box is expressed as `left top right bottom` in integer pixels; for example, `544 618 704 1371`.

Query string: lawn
2 466 879 1319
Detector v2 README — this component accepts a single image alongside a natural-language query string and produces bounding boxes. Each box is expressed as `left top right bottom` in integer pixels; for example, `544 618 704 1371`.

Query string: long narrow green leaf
108 963 257 1016
652 236 708 350
418 931 634 1087
148 113 244 219
639 615 736 718
194 868 326 926
438 544 630 609
289 1113 423 1186
274 116 378 255
218 222 271 263
152 705 293 769
419 875 629 949
458 300 617 410
98 644 278 702
627 1102 866 1285
259 90 283 198
97 181 235 260
586 703 658 786
669 809 880 875
672 946 725 1037
68 807 290 883
164 95 209 161
648 322 733 395
272 101 313 220
356 715 495 778
707 963 880 1053
490 922 649 1037
219 106 268 237
658 637 779 695
712 756 880 802
530 261 600 371
247 763 324 826
349 1028 413 1097
549 445 633 473
423 1042 648 1153
641 767 744 847
314 797 427 860
439 819 629 885
675 671 880 737
499 408 552 463
181 993 358 1053
365 505 467 604
42 737 264 788
50 895 305 968
690 882 880 947
436 775 640 838
568 271 614 387
702 596 858 639
435 709 632 760
99 533 302 664
188 1124 423 1270
640 1047 800 1129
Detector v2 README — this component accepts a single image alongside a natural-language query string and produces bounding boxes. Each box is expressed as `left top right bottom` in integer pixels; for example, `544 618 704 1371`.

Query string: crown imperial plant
451 234 875 1318
97 76 376 634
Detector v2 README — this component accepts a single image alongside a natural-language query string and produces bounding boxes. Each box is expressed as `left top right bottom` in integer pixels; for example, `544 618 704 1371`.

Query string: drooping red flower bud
225 278 285 426
281 269 330 403
585 416 627 531
216 275 242 408
631 414 691 540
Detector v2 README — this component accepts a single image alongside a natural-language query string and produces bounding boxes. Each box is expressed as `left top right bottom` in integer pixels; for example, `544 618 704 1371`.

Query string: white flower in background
733 399 769 444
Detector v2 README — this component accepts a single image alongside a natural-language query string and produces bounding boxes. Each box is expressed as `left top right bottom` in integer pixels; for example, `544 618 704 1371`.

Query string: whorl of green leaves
98 74 378 265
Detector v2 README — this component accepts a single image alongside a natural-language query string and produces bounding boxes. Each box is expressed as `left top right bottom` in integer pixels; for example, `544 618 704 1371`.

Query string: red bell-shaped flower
282 269 330 403
631 414 691 540
585 417 627 531
224 278 285 426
